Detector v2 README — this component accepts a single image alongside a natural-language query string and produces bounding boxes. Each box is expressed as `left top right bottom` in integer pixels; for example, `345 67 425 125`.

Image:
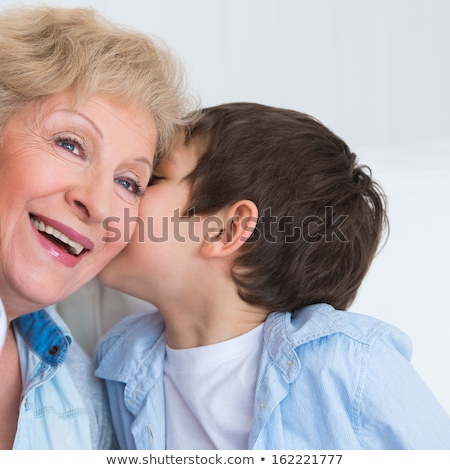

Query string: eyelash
56 135 145 198
116 177 145 197
55 135 87 158
148 174 162 186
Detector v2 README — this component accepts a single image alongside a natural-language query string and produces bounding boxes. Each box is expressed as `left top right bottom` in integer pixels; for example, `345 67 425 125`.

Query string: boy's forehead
179 134 205 163
158 135 202 176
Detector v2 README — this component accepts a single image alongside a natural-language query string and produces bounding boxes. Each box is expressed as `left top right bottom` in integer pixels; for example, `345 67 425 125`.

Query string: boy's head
182 102 387 312
100 102 387 314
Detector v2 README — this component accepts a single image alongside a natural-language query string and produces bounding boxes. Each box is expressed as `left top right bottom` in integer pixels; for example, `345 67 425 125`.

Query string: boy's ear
200 200 258 259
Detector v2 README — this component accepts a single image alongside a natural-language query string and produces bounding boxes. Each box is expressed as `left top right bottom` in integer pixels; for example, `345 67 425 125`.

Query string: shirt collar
95 311 166 384
263 304 346 382
13 306 72 366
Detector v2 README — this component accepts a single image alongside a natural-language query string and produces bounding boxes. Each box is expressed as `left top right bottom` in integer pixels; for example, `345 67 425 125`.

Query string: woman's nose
65 170 114 224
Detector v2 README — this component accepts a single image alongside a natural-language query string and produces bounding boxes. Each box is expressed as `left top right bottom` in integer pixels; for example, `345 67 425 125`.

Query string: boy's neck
159 282 269 349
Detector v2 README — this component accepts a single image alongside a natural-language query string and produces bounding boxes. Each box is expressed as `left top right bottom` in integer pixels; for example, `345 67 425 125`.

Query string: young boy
95 103 450 450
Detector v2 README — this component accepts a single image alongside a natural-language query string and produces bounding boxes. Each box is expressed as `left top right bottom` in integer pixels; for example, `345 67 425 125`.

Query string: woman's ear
200 200 258 259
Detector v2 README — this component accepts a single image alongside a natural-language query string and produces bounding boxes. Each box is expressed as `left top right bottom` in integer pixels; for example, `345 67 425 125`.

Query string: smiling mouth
30 215 87 256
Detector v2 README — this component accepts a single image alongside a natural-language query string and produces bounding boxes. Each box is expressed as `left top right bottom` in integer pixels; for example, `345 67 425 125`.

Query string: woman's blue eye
116 177 145 197
118 179 132 191
61 141 76 152
56 137 83 156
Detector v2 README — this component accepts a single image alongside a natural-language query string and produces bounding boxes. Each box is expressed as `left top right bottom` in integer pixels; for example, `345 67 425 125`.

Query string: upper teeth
31 217 85 256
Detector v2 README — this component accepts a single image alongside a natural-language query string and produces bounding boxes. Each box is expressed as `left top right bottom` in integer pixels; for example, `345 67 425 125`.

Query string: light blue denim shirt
12 307 113 449
95 303 450 449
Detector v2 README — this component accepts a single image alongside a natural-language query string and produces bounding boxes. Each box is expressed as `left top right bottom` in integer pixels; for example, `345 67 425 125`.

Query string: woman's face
0 89 157 318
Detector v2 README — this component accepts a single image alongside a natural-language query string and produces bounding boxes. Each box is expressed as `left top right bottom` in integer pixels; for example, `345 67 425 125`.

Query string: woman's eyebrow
135 156 152 170
61 110 153 170
75 111 104 138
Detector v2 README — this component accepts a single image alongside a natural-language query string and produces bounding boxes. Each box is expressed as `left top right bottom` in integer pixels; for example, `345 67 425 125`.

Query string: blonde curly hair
0 6 196 154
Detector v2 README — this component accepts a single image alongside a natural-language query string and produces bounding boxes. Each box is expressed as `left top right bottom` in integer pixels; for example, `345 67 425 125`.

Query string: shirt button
48 345 60 356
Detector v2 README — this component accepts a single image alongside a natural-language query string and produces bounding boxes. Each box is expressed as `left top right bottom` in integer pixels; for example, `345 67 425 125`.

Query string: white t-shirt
164 324 264 450
0 298 6 354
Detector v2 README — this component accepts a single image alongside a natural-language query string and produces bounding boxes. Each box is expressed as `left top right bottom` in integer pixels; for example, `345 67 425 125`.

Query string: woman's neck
0 326 22 449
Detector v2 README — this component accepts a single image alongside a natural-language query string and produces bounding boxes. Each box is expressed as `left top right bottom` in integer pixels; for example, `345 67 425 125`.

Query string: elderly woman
0 6 192 449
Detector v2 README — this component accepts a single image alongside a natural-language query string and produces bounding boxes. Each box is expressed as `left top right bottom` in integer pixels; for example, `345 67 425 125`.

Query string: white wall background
1 0 449 415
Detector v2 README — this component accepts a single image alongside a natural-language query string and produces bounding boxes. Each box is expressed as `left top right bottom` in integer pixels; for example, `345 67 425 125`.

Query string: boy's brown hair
184 102 387 312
